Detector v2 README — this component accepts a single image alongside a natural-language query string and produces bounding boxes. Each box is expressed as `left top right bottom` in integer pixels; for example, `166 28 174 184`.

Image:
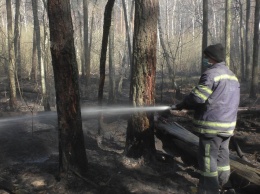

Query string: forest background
1 0 258 106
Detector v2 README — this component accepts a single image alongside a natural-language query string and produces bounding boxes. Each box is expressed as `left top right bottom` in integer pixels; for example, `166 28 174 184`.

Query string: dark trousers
198 134 231 194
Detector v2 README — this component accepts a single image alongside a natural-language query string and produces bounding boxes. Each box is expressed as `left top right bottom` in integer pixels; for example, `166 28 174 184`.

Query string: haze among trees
0 0 259 178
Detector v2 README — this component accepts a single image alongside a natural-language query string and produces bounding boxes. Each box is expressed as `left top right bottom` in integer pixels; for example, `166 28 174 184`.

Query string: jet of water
81 105 170 116
0 106 171 125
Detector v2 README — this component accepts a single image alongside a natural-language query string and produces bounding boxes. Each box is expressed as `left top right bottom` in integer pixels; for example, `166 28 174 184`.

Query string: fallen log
155 121 260 187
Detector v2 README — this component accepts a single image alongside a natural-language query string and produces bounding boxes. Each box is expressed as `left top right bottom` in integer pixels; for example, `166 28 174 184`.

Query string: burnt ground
0 78 259 194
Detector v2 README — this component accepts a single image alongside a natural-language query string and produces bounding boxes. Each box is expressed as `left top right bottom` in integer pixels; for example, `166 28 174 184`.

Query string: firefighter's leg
198 134 222 194
217 136 232 190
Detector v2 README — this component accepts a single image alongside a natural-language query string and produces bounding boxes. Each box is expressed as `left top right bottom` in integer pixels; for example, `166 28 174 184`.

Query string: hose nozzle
170 105 178 110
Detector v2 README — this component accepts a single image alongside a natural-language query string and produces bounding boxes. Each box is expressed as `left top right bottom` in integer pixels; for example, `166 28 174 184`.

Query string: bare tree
202 0 208 73
98 0 115 134
32 0 50 111
117 0 134 95
6 0 17 110
158 2 175 87
87 0 98 84
75 1 84 77
108 9 116 104
14 0 21 78
47 0 88 177
250 0 260 99
225 0 231 68
31 30 37 81
125 0 159 160
83 0 89 84
122 0 133 70
238 0 245 81
245 0 251 81
117 49 127 95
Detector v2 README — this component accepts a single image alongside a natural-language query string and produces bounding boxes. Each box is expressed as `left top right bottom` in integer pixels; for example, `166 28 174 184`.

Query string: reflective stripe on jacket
183 62 240 136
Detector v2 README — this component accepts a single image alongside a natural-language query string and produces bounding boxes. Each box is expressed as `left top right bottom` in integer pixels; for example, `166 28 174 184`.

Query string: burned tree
6 0 17 110
47 0 88 176
98 0 115 134
125 0 159 160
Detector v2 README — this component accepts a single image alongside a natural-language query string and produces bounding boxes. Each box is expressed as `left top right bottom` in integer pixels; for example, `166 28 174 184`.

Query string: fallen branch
155 121 260 186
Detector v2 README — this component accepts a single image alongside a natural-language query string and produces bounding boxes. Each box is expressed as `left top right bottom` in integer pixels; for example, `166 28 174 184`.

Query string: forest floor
0 77 259 194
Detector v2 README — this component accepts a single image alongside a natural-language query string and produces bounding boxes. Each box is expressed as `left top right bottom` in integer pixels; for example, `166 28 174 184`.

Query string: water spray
81 105 171 116
0 105 171 125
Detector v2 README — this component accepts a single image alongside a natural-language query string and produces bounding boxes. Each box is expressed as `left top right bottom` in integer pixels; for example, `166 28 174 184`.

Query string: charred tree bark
47 0 88 177
125 0 159 160
98 0 115 106
98 0 115 134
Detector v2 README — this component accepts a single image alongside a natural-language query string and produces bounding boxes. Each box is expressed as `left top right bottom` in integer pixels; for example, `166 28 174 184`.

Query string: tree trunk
249 0 260 99
225 0 232 68
14 0 21 79
42 0 51 110
32 0 49 111
125 0 159 160
201 0 208 73
117 50 127 95
238 0 245 81
21 0 28 32
1 38 8 75
47 0 88 177
77 8 84 77
98 0 115 134
166 0 169 37
31 29 37 81
212 0 217 40
83 0 89 83
108 9 116 104
245 0 251 82
6 0 17 110
87 0 97 89
122 0 133 72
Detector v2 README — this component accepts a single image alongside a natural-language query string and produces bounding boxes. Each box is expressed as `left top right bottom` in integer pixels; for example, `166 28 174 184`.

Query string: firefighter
173 43 240 194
